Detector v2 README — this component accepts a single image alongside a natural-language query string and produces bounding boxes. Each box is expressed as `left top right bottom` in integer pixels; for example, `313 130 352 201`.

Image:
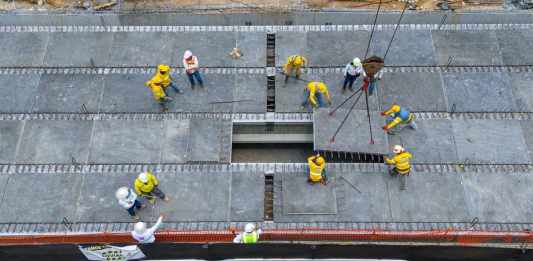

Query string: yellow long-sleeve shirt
308 155 326 182
384 152 412 174
134 172 160 195
284 55 307 70
306 82 331 107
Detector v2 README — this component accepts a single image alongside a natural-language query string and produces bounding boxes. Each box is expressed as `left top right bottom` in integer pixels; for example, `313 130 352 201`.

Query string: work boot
342 87 346 94
307 178 314 185
140 204 146 209
132 215 140 221
191 84 195 90
320 178 328 186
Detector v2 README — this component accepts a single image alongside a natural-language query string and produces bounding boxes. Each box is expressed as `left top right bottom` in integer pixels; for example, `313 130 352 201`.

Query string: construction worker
343 57 364 93
183 50 204 89
361 69 383 96
146 79 173 112
132 215 164 244
146 64 183 95
283 55 307 82
134 171 170 204
307 153 327 185
384 145 413 176
233 223 262 244
381 104 417 134
115 187 146 220
301 81 331 110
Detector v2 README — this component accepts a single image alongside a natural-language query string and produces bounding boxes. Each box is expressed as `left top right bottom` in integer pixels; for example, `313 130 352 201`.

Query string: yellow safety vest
242 231 259 243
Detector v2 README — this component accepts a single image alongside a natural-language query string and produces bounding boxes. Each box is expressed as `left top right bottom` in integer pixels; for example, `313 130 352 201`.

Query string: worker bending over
146 64 182 95
381 104 417 134
283 55 307 82
307 153 328 185
233 223 262 244
146 79 172 112
301 81 331 110
134 171 170 204
384 145 412 176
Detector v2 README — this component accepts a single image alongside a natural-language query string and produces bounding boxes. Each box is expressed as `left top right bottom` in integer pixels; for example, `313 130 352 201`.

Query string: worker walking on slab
183 50 204 89
381 104 417 134
385 145 412 177
343 57 364 93
307 153 328 185
134 171 170 204
115 187 146 220
283 55 308 82
301 81 331 110
146 79 173 112
233 223 262 244
132 215 164 244
147 64 183 95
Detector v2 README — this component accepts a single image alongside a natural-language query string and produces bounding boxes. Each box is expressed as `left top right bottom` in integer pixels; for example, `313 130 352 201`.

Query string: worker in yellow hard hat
301 81 331 110
146 79 173 112
146 64 183 96
307 153 327 185
384 145 412 176
381 104 417 134
283 55 308 82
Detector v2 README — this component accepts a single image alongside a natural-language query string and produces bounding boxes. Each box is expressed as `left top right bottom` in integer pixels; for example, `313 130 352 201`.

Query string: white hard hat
115 187 129 200
353 57 361 66
244 223 255 233
184 50 193 59
393 145 405 154
134 222 147 234
138 172 149 183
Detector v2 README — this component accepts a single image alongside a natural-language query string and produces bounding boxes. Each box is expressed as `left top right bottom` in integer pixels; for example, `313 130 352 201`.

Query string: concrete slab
172 74 230 112
379 72 447 111
43 32 113 66
234 32 267 67
16 120 93 164
158 172 231 221
452 119 530 164
314 108 388 154
188 119 223 162
0 75 40 113
369 30 436 65
432 31 503 65
233 74 267 113
388 172 470 222
108 33 174 66
306 31 370 66
0 121 23 164
336 171 392 221
496 30 533 65
89 120 162 164
169 32 237 67
510 73 533 112
387 119 458 164
461 172 533 223
161 120 190 164
230 172 264 221
0 33 48 66
100 74 162 112
519 120 533 160
0 173 82 223
442 72 516 112
33 75 104 113
282 173 337 215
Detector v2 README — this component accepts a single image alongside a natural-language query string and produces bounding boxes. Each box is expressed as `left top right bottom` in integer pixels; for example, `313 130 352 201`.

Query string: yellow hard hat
157 64 170 73
392 145 405 154
316 156 325 165
391 104 401 113
293 56 303 66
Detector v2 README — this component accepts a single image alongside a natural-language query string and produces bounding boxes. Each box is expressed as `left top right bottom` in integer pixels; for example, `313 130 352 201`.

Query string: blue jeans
187 71 204 86
368 79 378 96
343 73 360 90
127 199 142 216
301 89 326 108
163 82 182 95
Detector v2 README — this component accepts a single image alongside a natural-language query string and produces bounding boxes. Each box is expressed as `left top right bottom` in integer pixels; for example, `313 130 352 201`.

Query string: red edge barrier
1 229 533 246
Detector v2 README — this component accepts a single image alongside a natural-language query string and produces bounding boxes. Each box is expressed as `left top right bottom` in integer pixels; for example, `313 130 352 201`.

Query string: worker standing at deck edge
384 145 412 176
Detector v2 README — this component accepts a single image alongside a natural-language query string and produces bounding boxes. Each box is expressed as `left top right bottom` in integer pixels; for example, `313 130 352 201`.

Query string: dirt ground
0 0 503 12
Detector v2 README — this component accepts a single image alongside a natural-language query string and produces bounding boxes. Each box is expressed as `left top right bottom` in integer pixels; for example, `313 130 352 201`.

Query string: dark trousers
343 73 360 90
187 71 204 86
145 186 166 199
127 199 142 216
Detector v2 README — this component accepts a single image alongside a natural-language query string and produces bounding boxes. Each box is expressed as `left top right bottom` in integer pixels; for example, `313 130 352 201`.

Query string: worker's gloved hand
382 126 389 131
380 112 386 116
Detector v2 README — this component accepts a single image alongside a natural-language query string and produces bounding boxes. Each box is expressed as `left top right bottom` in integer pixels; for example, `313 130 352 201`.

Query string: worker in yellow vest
146 64 183 95
283 55 307 82
134 171 170 204
301 81 331 110
307 153 327 185
384 145 412 176
145 79 173 112
381 104 417 134
233 223 262 244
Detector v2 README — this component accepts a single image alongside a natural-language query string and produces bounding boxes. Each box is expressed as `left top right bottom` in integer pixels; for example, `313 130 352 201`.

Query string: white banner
79 245 146 261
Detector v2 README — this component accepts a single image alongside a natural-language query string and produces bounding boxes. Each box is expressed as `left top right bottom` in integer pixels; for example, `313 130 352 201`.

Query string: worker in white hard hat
115 187 146 220
307 153 328 185
233 223 262 244
131 215 164 244
134 171 170 204
384 145 413 176
342 57 364 93
183 50 204 89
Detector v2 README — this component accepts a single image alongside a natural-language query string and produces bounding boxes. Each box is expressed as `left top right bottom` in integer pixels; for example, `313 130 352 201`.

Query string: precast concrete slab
157 172 231 221
0 74 40 113
314 108 388 154
496 30 533 65
100 74 166 112
387 172 470 222
510 73 533 112
0 173 83 223
275 32 307 67
368 30 437 66
432 31 503 66
16 120 93 164
188 118 230 163
461 172 533 223
161 120 191 163
89 120 164 164
306 31 370 66
387 119 458 164
442 72 516 112
108 32 175 66
282 173 337 215
452 119 530 164
379 72 447 112
0 32 48 66
169 32 236 67
33 74 105 113
230 172 264 221
234 32 267 67
43 32 113 66
233 74 267 113
0 121 23 164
